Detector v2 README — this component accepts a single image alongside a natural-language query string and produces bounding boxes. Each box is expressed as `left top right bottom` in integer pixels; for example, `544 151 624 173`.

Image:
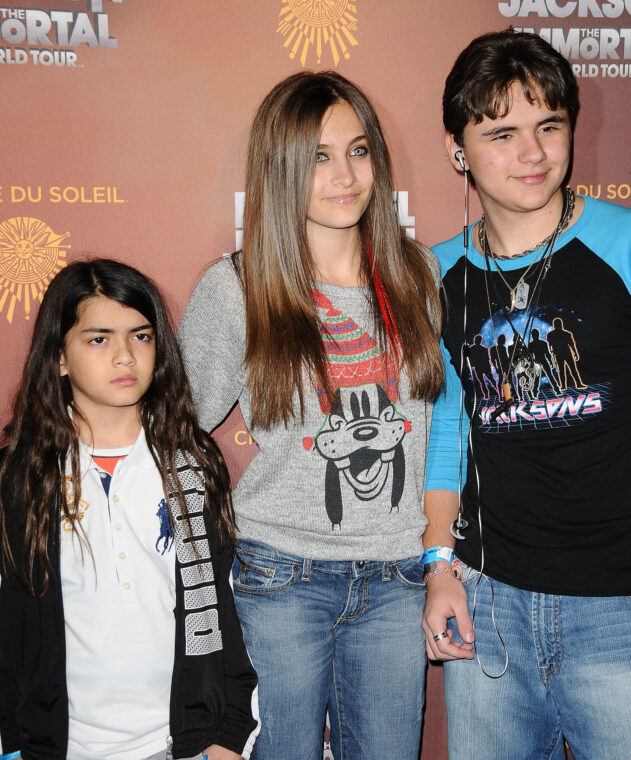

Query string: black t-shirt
430 198 631 595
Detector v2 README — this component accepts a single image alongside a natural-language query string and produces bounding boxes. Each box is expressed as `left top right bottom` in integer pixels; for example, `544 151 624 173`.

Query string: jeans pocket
232 552 301 595
458 561 481 586
390 555 425 589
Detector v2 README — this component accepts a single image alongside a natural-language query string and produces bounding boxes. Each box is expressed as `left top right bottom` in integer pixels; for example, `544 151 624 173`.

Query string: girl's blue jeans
445 565 631 760
232 538 427 760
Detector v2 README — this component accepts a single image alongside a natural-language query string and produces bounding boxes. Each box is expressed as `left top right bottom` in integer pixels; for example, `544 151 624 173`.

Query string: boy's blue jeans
445 566 631 760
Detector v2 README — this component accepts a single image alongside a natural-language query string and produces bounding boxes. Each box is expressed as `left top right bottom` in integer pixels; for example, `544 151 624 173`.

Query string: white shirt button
118 552 127 560
115 522 123 531
122 581 131 590
113 494 120 503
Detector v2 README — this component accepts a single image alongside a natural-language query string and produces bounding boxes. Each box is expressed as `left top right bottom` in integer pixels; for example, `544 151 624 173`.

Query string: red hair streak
365 235 403 374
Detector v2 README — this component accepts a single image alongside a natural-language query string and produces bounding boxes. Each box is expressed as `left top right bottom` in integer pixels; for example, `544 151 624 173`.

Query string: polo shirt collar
76 425 156 477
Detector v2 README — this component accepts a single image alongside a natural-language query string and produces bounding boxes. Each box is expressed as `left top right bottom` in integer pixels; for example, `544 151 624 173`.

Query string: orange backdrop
1 2 629 756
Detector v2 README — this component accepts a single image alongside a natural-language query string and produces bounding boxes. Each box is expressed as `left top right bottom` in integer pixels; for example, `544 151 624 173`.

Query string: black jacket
0 451 258 759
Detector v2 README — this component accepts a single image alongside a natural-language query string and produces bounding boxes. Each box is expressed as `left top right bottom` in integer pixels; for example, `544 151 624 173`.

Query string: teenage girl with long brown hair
0 259 258 760
179 72 443 760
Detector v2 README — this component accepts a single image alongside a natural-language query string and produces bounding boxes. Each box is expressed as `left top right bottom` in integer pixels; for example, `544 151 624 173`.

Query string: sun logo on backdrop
278 1 359 67
0 217 70 323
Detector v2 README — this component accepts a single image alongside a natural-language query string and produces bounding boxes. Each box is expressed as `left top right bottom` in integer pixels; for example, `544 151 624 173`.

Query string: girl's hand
202 745 243 760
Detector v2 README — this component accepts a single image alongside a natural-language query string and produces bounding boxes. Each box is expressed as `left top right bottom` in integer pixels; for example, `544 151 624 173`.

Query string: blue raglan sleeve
425 338 469 494
580 197 631 295
426 234 471 494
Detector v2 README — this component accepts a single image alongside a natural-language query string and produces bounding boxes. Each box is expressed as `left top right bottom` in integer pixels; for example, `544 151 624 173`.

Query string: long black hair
0 259 234 596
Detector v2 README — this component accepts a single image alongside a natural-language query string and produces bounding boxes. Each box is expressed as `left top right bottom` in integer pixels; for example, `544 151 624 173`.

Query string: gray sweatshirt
178 256 434 561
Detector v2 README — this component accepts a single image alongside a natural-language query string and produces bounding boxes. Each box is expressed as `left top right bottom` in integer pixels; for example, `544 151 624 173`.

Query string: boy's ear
445 133 467 173
59 352 68 377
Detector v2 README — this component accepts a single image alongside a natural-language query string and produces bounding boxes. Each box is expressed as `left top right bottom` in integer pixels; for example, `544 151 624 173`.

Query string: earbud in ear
454 150 466 171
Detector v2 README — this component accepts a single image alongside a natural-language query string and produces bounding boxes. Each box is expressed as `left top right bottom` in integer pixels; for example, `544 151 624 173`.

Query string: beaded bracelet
423 563 462 582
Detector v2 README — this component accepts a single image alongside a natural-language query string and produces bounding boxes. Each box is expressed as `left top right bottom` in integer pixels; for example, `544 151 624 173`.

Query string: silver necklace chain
478 187 575 260
480 187 575 313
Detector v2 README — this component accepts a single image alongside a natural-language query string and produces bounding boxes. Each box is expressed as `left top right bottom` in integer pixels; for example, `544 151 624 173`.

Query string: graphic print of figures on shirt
465 309 605 432
302 289 411 529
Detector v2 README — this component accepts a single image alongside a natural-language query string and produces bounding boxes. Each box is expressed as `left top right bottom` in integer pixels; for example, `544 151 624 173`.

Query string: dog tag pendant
513 280 529 309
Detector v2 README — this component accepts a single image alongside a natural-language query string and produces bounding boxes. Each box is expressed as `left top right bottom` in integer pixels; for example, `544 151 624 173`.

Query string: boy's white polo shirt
60 429 176 760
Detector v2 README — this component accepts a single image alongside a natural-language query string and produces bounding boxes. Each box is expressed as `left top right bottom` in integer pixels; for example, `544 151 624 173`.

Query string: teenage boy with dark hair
422 29 631 760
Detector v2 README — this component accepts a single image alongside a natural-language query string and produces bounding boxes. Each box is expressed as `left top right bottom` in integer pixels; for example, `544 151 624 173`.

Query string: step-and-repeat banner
1 2 629 757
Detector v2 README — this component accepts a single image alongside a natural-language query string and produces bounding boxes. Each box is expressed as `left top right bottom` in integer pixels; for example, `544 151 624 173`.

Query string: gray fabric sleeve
178 257 247 433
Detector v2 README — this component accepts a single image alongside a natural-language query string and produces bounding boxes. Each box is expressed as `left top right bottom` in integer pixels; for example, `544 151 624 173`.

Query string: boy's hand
422 571 474 660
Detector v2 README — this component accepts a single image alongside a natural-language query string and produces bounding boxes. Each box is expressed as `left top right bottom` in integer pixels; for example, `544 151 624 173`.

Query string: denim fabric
232 539 426 760
444 566 631 760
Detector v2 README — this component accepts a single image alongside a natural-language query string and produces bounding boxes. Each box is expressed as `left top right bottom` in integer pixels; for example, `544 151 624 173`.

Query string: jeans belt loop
382 561 392 581
301 557 312 581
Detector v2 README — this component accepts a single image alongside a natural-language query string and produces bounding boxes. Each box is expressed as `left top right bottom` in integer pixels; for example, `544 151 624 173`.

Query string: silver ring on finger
432 630 449 642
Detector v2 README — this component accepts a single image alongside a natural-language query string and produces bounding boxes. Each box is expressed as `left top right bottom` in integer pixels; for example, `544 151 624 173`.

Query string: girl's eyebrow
317 134 367 148
79 323 152 334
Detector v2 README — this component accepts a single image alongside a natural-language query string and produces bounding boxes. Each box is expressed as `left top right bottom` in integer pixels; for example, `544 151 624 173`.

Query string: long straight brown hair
241 71 443 428
0 259 235 596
